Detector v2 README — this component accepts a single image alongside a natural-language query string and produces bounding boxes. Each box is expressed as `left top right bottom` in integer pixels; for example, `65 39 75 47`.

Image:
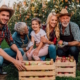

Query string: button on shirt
60 22 80 41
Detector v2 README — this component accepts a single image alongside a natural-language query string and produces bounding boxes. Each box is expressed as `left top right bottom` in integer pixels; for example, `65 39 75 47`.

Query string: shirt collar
60 23 70 35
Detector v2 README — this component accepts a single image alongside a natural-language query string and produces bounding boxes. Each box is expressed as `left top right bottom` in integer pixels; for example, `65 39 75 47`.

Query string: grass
1 39 80 80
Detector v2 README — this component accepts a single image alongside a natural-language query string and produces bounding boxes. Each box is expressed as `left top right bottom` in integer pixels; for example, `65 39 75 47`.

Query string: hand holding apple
57 40 68 48
58 40 63 45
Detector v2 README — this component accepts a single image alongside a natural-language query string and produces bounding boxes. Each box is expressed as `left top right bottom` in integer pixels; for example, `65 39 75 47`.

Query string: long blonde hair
46 12 60 39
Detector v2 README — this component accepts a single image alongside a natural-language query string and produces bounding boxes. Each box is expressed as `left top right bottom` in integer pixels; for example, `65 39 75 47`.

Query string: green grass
1 40 80 80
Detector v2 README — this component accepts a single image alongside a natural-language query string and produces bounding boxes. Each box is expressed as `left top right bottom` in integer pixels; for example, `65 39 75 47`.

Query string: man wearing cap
0 5 26 74
57 8 80 63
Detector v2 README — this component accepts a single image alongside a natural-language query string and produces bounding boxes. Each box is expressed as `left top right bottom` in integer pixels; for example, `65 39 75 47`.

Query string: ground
1 40 80 80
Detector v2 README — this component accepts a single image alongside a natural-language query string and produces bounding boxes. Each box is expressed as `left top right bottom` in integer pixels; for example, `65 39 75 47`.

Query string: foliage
8 0 80 33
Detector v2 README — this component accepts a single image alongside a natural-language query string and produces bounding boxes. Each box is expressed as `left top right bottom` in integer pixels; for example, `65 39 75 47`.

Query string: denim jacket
12 27 32 48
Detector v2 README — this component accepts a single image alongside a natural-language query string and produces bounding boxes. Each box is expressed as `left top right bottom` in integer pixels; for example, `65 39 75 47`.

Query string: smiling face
49 15 58 28
32 20 40 31
0 11 10 25
59 15 70 28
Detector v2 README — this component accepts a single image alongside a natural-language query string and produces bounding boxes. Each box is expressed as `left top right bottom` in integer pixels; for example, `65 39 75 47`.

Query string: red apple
61 56 66 62
58 72 62 74
58 40 63 45
56 58 61 62
26 62 30 65
64 72 69 74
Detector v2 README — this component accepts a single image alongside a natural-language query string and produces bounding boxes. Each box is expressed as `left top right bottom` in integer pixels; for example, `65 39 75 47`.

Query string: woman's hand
41 37 48 43
26 49 31 55
33 49 39 56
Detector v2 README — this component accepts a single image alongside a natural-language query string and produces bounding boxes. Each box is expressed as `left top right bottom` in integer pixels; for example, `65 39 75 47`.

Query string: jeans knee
0 56 3 67
49 45 56 51
69 47 79 55
57 48 64 56
19 48 24 56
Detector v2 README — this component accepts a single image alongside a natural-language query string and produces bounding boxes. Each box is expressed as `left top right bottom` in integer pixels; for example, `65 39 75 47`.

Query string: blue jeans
48 45 56 61
0 48 24 67
57 46 79 63
40 56 46 61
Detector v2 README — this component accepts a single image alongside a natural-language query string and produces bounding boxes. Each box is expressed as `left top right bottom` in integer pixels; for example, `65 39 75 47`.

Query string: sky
0 0 23 7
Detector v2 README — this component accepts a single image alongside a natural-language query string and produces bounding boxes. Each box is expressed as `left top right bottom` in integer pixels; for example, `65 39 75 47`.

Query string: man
57 8 80 63
0 5 26 74
12 22 46 60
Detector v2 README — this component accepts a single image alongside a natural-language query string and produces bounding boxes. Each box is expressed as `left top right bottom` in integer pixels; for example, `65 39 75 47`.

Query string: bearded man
57 9 80 63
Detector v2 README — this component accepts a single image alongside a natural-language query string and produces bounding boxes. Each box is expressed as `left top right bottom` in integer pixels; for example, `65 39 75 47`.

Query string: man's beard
62 22 69 27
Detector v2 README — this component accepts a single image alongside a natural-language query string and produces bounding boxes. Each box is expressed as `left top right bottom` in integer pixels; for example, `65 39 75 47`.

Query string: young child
26 18 49 61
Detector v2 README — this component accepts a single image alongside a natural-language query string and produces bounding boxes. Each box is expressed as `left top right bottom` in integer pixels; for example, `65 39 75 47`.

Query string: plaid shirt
60 22 80 41
0 25 14 46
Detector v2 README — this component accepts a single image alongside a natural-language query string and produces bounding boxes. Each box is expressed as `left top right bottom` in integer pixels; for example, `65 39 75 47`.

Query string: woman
41 12 60 61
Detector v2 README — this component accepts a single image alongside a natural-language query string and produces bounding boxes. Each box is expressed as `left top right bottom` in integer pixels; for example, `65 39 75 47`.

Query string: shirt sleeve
30 31 34 37
40 29 46 37
71 23 80 41
5 26 15 46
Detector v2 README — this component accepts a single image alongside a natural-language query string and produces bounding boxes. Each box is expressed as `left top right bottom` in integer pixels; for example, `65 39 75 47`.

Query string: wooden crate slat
24 61 54 63
24 65 55 70
19 76 55 80
19 71 55 76
56 67 76 72
55 62 76 66
56 73 76 77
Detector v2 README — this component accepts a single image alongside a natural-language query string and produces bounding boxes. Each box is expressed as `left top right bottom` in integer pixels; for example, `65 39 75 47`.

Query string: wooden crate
19 59 55 80
55 57 76 78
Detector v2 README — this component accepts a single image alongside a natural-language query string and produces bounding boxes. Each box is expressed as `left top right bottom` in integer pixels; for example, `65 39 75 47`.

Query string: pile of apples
56 56 74 62
25 62 51 66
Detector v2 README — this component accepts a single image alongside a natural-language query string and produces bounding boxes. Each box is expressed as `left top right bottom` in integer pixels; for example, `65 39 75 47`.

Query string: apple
69 58 74 62
58 72 62 74
61 56 66 62
26 62 31 65
56 58 61 62
58 40 63 45
46 62 50 65
64 72 69 74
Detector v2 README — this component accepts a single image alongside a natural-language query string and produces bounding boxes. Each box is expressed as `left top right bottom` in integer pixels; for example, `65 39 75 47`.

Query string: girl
41 12 60 61
26 18 48 61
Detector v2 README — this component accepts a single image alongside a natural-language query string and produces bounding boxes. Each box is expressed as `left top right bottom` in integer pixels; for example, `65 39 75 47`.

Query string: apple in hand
58 40 63 45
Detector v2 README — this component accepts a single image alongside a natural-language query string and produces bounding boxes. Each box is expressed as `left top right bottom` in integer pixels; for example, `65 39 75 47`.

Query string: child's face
32 20 40 31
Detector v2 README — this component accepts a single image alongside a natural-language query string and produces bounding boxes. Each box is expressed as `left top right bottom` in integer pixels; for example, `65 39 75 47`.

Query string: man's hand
14 60 27 71
57 41 68 48
33 49 39 56
16 50 23 61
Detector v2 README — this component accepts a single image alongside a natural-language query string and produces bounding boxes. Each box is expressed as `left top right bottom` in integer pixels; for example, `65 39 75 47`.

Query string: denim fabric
48 44 56 61
57 46 79 63
0 48 24 67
